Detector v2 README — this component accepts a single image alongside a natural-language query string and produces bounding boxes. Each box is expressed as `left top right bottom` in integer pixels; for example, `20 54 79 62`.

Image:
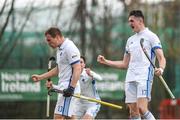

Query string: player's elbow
121 62 129 69
122 65 128 69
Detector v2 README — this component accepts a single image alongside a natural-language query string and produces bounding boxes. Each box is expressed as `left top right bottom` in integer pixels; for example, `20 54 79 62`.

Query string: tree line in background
1 0 180 89
0 0 180 93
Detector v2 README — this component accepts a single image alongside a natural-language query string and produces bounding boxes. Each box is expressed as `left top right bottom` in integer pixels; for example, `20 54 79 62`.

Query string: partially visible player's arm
155 49 166 76
90 70 102 80
86 68 102 81
32 66 58 82
70 63 81 88
97 53 130 69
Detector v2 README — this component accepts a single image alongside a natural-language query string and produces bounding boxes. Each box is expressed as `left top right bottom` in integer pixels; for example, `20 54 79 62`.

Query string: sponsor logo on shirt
72 55 77 58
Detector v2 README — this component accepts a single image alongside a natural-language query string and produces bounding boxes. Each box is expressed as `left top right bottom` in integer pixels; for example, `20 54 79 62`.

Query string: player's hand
31 74 41 82
63 86 75 97
86 68 93 77
46 80 53 89
155 68 164 76
97 55 106 64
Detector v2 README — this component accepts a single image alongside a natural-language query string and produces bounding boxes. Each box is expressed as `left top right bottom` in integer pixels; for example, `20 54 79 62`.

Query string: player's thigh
137 80 153 101
86 103 101 118
125 81 137 103
74 100 86 119
54 94 76 118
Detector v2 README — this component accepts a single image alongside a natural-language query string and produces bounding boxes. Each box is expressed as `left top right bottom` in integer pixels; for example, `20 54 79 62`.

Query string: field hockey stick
48 88 123 110
46 56 56 118
140 38 175 99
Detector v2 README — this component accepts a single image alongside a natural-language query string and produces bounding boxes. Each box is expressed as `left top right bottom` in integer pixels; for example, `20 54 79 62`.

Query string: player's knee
138 106 148 115
128 106 139 117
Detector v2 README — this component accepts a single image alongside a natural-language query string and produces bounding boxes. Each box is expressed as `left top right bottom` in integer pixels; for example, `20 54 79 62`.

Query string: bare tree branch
0 1 34 68
0 0 7 16
0 0 15 42
55 0 64 25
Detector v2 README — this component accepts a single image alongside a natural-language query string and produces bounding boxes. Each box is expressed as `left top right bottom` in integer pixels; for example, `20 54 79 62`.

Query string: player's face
80 58 85 72
45 34 58 48
128 16 141 33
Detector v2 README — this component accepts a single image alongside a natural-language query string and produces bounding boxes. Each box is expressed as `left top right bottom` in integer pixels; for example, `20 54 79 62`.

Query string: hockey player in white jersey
75 56 102 119
97 10 166 120
31 27 81 119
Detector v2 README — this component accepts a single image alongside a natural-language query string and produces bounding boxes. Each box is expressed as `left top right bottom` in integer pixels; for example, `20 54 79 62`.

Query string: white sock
142 111 155 120
130 115 141 120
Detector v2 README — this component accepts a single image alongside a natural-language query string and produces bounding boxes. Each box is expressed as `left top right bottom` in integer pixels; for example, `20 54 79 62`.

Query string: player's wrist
159 67 164 75
159 66 165 70
69 86 75 91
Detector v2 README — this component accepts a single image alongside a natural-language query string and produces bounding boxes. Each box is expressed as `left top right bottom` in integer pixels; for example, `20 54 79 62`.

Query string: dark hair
45 27 63 38
81 56 86 64
129 10 144 20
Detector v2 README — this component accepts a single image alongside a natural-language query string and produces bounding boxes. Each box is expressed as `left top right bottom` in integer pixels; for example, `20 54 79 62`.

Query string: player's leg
54 114 64 120
127 103 140 119
82 103 101 119
137 80 155 120
125 82 141 119
72 98 85 119
137 98 155 120
54 94 75 119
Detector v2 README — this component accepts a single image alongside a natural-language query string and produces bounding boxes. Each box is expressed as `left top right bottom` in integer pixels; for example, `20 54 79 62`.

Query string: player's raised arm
31 66 58 82
97 54 130 69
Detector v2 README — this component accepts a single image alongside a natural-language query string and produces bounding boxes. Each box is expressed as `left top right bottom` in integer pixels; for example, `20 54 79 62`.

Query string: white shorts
54 81 80 117
75 100 101 118
125 80 153 103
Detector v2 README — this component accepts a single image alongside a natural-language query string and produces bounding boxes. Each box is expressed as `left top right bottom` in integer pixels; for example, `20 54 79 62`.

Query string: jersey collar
137 27 148 35
58 38 68 50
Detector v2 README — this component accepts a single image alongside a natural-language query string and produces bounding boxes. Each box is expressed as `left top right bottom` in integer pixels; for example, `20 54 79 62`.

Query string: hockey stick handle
48 88 123 110
46 56 56 118
140 39 175 99
159 76 175 99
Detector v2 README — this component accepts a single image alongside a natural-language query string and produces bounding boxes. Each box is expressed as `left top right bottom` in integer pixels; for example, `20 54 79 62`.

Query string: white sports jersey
125 28 162 82
56 38 80 84
75 68 101 118
79 69 101 100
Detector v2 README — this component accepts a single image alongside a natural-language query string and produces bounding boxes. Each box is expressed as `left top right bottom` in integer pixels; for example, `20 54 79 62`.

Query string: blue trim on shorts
62 69 73 116
70 60 80 65
62 97 72 116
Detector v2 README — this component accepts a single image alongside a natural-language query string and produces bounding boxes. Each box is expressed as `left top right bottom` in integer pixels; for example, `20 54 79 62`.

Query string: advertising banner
0 69 125 101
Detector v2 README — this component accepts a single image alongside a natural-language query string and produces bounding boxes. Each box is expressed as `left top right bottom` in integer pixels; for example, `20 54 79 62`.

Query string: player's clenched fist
31 74 41 82
97 55 106 64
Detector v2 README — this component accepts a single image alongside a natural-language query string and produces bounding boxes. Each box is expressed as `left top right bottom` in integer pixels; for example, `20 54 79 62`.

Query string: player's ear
139 17 144 23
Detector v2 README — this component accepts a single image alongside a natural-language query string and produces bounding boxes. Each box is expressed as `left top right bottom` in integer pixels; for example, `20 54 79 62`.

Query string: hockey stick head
140 38 144 50
49 56 56 61
48 88 57 96
48 56 56 71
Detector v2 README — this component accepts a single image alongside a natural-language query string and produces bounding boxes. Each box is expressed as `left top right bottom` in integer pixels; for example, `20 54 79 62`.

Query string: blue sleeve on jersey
152 46 162 52
70 60 80 65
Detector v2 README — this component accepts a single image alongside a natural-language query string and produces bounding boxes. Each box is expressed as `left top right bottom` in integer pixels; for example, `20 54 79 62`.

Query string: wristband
159 68 164 75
